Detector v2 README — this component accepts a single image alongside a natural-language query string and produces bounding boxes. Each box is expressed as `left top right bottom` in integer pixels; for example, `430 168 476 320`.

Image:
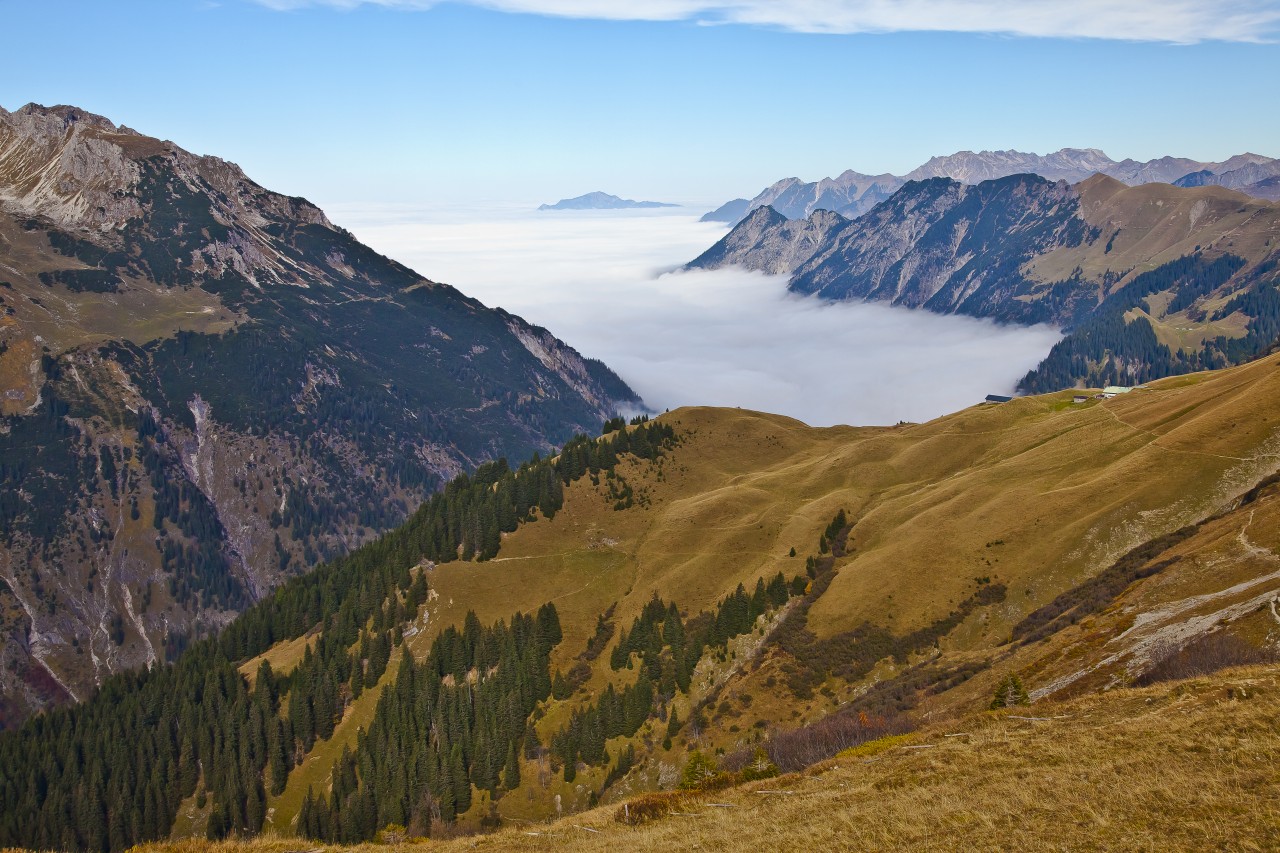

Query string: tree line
297 604 563 840
550 573 801 786
1020 252 1269 393
0 418 679 852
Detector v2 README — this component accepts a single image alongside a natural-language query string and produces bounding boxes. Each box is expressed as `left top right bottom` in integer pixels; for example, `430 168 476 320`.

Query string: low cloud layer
256 0 1280 43
333 205 1062 427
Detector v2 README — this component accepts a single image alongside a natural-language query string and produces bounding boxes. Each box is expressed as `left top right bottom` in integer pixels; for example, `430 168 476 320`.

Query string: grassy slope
447 665 1280 851
134 663 1280 851
252 352 1280 835
999 458 1280 706
1028 175 1280 287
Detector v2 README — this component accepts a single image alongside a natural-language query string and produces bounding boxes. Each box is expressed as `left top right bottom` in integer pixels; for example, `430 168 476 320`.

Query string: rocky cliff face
789 175 1093 322
0 103 639 726
693 175 1094 323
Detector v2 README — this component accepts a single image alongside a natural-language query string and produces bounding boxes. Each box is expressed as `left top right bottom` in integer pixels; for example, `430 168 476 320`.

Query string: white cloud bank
255 0 1280 43
332 205 1062 427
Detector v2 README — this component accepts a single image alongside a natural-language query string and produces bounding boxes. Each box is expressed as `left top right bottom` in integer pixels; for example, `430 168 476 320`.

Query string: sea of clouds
329 204 1062 427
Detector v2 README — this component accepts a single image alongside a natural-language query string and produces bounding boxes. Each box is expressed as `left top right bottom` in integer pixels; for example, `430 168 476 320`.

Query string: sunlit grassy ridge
182 351 1280 840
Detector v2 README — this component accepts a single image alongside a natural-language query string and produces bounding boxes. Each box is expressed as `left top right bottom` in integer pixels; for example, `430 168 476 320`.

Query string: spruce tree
503 741 520 790
990 674 1030 709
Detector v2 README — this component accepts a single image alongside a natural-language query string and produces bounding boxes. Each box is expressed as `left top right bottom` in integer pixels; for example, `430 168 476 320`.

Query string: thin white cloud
252 0 1280 43
330 204 1062 427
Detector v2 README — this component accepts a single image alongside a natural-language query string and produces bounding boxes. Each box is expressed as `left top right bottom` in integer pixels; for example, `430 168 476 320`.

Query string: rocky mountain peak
0 104 148 231
743 203 788 227
13 102 126 134
904 147 1117 184
0 102 333 280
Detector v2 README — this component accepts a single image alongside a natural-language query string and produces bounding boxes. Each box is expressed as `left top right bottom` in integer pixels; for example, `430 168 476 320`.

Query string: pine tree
255 660 277 707
449 743 470 816
990 674 1030 709
348 653 364 700
503 741 520 791
268 720 290 796
523 721 542 760
679 751 718 790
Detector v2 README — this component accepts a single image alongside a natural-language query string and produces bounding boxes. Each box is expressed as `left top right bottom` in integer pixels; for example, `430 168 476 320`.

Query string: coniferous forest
1020 253 1280 392
0 419 682 851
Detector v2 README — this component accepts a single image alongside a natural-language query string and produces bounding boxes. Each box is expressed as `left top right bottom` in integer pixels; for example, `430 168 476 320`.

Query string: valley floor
125 665 1280 852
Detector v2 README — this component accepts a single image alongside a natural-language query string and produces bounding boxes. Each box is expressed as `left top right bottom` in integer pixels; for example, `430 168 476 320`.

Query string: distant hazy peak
699 197 751 223
903 147 1116 184
538 191 678 211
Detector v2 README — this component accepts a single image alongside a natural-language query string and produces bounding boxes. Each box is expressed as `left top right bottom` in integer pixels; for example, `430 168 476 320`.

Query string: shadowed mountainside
0 103 638 726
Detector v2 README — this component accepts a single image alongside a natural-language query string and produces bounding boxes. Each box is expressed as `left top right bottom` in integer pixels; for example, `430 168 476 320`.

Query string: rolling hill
0 103 639 727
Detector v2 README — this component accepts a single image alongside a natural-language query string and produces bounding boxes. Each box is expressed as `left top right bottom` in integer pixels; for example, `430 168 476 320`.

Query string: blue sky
2 0 1278 208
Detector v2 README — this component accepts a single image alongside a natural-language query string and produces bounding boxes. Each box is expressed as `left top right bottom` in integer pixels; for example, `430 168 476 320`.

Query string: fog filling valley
333 205 1063 427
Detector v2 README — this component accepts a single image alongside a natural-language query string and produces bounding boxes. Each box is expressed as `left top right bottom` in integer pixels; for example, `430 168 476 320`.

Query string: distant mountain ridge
0 103 639 726
539 191 678 211
702 147 1280 224
690 172 1280 392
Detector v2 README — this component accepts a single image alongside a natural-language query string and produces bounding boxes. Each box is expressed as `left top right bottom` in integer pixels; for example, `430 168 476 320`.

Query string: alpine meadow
1 1 1279 851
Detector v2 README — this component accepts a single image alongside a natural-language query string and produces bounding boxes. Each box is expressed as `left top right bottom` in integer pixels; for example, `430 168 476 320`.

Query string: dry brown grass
1029 176 1279 288
125 665 1280 852
254 351 1280 831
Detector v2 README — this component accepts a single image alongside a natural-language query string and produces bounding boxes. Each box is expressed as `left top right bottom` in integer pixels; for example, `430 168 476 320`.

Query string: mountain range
538 192 678 211
702 148 1280 224
0 103 638 727
3 105 1280 853
690 172 1280 392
